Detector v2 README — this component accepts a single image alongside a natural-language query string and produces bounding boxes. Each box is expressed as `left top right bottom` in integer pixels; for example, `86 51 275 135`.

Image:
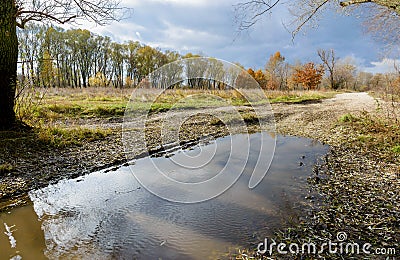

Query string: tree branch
18 10 77 27
292 0 330 37
340 0 400 15
15 0 128 28
234 0 281 30
340 0 372 7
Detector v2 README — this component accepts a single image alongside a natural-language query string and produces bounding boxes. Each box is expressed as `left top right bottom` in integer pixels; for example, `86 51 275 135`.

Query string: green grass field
12 87 336 147
18 88 336 121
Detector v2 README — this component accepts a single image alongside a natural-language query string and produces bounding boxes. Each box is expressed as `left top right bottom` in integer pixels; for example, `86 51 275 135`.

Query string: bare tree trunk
0 0 18 130
318 49 338 90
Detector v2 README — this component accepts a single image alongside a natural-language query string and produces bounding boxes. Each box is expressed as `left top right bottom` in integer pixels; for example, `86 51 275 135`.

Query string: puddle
0 133 328 259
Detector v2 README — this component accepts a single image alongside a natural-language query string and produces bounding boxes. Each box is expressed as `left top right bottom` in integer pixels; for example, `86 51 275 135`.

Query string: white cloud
159 20 227 50
69 0 391 70
362 58 400 74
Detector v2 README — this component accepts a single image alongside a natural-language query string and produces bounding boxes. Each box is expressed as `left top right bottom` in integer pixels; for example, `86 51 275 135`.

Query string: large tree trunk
0 0 18 130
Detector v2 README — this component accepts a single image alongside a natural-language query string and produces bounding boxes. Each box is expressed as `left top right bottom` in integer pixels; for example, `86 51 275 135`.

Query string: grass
241 112 260 125
22 88 335 122
36 126 111 147
11 87 336 148
338 113 359 123
0 163 14 175
391 145 400 153
0 123 111 149
369 90 400 102
266 91 336 104
338 112 400 158
32 102 127 120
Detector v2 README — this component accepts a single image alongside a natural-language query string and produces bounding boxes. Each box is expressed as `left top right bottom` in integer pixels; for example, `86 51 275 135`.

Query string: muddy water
0 133 328 259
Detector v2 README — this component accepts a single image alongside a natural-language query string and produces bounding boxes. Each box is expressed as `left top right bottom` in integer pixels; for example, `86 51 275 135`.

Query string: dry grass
12 87 336 148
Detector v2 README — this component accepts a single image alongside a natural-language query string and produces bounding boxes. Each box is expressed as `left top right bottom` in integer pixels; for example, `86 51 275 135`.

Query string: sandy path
271 92 379 143
323 92 376 111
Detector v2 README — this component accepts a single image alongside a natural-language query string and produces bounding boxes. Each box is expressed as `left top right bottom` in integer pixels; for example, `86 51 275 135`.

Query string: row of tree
18 24 180 89
18 25 242 90
18 24 398 92
247 51 399 91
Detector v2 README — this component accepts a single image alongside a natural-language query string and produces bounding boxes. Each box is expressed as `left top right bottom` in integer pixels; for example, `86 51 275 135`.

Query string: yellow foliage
125 76 134 87
89 72 109 87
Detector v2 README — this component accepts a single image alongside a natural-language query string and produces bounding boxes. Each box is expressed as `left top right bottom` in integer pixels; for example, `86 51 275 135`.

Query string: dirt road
272 92 377 143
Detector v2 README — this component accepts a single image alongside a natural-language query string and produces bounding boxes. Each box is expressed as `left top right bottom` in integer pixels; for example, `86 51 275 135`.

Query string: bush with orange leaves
292 62 325 90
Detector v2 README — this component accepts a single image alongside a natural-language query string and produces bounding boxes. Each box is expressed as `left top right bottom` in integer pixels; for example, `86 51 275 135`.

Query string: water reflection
0 204 46 260
0 134 328 259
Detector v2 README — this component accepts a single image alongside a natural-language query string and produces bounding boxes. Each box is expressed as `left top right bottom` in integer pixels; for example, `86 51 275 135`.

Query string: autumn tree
335 59 357 89
16 24 182 90
369 73 385 91
254 69 268 89
0 0 123 130
206 58 225 89
125 40 140 85
238 68 258 89
40 50 55 87
356 71 374 90
109 42 126 88
136 46 168 85
318 49 338 90
184 53 208 89
292 62 324 90
236 69 256 89
17 23 44 87
247 68 256 79
265 51 288 90
392 71 400 98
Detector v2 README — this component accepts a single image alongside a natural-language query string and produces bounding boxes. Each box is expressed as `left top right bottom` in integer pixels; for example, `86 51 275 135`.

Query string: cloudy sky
80 0 398 73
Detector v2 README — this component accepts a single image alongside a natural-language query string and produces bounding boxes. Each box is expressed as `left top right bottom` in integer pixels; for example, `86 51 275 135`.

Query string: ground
246 93 400 259
0 90 398 258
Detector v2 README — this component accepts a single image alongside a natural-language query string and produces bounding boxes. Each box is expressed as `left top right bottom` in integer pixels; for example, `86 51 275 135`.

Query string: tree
356 71 374 90
292 62 324 90
40 50 55 87
136 46 168 86
0 0 123 130
206 58 225 89
125 41 141 85
183 53 208 89
335 59 357 89
235 0 400 44
236 69 256 89
247 68 256 78
17 23 44 87
16 23 184 90
254 69 267 89
0 1 19 129
318 49 338 89
369 73 385 91
265 51 288 90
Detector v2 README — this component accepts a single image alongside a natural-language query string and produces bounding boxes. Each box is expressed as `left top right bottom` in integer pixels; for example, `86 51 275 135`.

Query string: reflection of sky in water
2 134 328 259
